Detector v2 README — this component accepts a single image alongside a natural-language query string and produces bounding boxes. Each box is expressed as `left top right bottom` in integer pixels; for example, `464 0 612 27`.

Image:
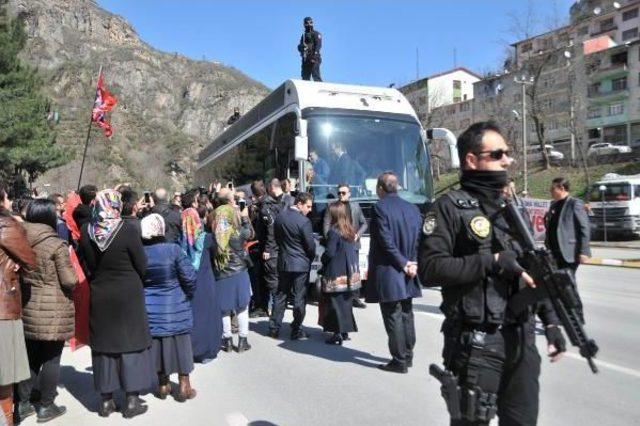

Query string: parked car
529 145 564 162
588 143 632 156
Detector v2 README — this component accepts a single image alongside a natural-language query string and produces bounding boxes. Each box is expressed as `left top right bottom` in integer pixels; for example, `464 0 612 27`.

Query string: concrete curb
585 258 640 268
590 242 640 249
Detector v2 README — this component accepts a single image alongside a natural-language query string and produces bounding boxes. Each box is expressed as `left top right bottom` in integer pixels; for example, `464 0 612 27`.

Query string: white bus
196 79 456 283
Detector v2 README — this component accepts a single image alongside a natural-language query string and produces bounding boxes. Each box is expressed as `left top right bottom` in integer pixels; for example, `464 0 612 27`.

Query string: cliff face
7 0 269 191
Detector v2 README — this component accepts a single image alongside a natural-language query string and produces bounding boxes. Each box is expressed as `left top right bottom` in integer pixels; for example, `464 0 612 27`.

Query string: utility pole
514 75 535 194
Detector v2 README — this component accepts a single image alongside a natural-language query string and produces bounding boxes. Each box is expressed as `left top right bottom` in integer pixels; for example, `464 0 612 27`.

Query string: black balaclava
460 169 508 202
304 17 313 32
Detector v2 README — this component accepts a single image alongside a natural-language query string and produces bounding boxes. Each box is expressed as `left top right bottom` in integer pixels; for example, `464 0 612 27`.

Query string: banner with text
521 198 551 242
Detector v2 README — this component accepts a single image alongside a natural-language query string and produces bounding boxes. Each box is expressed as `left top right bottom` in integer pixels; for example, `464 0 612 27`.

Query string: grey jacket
322 201 368 250
545 196 591 264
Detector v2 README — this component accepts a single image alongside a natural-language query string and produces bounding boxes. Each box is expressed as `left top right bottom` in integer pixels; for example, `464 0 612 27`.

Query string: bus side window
273 112 298 179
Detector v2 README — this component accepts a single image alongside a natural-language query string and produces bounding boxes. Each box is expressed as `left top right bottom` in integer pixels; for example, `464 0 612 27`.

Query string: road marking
415 311 444 320
226 412 249 426
563 352 640 379
415 310 640 379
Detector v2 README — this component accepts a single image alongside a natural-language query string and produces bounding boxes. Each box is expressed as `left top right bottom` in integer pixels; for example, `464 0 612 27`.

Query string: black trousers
262 257 279 310
556 260 584 323
379 298 416 365
248 250 266 311
269 271 308 332
301 59 322 81
444 320 540 426
17 340 65 406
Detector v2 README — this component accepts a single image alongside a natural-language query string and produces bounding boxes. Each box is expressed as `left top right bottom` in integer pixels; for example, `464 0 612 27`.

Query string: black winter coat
80 221 151 354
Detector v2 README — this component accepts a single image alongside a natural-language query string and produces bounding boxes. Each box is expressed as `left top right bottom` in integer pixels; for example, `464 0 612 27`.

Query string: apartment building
429 0 640 164
399 67 480 123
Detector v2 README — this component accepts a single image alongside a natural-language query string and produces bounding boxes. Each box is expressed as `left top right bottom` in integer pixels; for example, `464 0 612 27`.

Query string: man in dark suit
151 188 182 243
269 192 316 340
545 177 591 320
366 172 422 373
323 183 368 308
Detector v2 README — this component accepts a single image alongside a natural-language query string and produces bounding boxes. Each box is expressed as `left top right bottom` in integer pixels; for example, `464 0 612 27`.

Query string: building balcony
587 88 629 104
590 26 618 37
589 63 629 80
586 113 628 128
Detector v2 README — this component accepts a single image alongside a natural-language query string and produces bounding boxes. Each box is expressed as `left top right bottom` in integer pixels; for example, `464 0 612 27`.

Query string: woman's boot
236 337 251 353
98 393 117 418
174 375 197 403
0 385 14 426
122 392 147 419
155 373 170 400
325 333 343 345
221 337 233 352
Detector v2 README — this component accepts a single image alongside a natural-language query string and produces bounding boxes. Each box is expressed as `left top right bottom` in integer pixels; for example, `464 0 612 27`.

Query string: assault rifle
300 33 309 61
503 199 599 373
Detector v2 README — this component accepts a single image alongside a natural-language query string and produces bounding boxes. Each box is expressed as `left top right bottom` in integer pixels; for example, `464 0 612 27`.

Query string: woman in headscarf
141 214 197 402
79 189 154 419
180 190 222 363
211 188 253 353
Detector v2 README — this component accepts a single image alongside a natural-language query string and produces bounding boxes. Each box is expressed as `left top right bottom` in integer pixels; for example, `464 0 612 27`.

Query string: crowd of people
0 171 384 424
0 121 592 425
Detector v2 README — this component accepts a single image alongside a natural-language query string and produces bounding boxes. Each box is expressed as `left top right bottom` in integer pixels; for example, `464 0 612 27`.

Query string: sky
97 0 576 90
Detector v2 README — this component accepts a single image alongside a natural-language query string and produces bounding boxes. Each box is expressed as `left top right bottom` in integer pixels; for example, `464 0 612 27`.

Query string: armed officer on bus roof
418 121 567 425
297 17 322 82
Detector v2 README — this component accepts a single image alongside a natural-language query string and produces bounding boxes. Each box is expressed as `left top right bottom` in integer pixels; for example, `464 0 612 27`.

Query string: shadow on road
58 366 100 413
249 320 389 369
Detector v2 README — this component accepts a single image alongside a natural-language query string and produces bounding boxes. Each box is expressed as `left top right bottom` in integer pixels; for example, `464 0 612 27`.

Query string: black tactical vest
440 189 510 325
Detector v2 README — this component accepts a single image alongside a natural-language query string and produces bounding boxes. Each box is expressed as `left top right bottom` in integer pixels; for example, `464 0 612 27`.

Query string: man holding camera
297 16 322 82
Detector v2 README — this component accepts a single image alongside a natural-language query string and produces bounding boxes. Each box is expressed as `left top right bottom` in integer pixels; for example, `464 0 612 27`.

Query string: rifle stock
503 200 599 374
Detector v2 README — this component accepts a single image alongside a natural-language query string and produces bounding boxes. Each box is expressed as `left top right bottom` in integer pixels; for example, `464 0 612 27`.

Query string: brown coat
0 213 36 320
21 222 77 340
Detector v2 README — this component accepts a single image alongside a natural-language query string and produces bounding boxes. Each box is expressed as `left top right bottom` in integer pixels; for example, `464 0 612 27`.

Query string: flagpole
77 65 102 191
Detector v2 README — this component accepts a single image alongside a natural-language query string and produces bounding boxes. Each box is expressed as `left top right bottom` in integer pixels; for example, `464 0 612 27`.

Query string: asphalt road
19 264 640 426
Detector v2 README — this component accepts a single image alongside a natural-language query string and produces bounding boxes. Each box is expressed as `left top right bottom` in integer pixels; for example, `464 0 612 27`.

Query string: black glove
495 250 525 279
545 326 567 355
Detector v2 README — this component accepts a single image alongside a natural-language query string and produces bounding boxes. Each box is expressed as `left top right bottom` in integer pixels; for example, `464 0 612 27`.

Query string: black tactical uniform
256 194 293 304
419 174 561 426
298 18 322 82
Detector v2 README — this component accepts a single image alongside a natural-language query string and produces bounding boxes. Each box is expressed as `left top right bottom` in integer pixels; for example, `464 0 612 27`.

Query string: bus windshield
305 114 432 204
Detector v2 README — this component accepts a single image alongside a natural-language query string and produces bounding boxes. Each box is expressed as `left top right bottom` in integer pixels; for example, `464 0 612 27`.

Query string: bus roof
198 79 419 166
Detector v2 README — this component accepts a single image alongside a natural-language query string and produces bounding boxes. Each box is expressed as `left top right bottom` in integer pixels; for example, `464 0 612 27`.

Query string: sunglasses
475 148 511 160
337 191 348 195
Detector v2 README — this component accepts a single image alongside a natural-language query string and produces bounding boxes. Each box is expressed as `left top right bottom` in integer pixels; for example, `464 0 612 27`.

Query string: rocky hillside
7 0 269 191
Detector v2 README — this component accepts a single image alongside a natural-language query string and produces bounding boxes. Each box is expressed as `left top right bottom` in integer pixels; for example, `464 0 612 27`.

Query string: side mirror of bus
294 136 309 161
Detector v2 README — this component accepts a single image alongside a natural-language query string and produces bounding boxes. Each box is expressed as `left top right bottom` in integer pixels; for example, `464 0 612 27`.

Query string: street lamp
514 74 535 193
599 184 607 243
564 50 577 164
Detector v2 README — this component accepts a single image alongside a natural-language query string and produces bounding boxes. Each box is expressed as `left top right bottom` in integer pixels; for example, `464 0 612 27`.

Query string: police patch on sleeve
422 212 437 236
469 215 491 238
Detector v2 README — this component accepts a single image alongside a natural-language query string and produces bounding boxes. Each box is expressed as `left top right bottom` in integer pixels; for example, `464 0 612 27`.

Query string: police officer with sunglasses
418 121 566 425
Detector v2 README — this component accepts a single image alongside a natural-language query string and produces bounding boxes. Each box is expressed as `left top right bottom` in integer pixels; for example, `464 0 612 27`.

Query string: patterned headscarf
141 213 165 240
89 189 124 252
212 204 238 271
181 207 205 270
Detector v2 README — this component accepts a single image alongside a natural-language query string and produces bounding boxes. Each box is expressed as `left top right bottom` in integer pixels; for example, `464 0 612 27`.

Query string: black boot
122 393 147 419
98 394 117 418
325 333 343 345
36 403 66 423
236 337 252 353
341 332 351 341
221 337 233 352
352 298 367 309
17 401 36 421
